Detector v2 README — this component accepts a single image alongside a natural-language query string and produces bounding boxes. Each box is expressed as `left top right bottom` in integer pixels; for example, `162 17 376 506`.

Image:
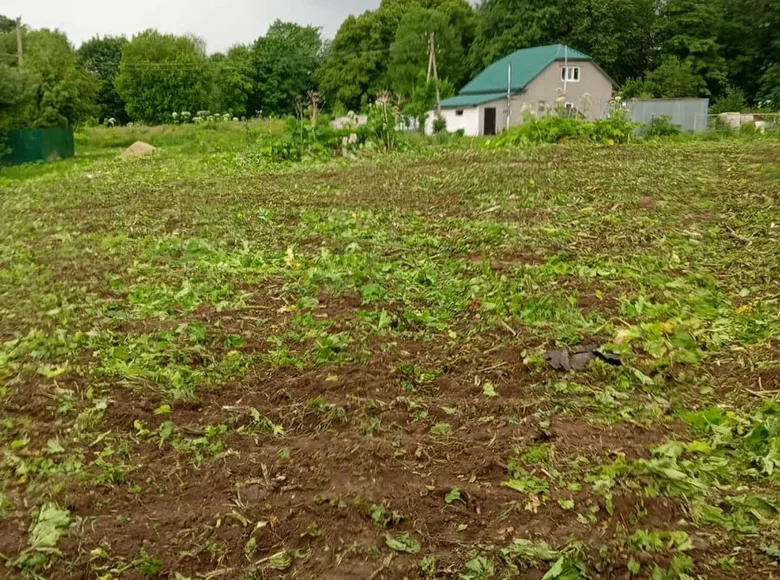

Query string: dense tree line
2 0 780 130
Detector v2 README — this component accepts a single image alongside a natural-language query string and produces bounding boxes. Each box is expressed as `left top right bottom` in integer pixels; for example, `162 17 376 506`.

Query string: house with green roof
429 44 615 136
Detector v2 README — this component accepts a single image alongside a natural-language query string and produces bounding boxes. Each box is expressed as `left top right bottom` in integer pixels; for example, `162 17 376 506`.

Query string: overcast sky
5 0 381 53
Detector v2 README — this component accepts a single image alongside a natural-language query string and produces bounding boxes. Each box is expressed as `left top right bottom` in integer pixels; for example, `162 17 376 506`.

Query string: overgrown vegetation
492 109 638 146
1 137 779 578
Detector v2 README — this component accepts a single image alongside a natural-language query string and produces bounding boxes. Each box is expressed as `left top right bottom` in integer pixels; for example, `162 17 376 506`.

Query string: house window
561 66 580 82
455 110 464 116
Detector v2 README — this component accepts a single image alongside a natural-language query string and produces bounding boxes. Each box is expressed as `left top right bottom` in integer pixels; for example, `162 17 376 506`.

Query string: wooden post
426 33 434 83
430 32 441 116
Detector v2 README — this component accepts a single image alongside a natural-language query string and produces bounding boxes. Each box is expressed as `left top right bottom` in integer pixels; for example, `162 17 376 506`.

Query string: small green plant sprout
445 488 464 504
135 552 163 577
482 381 498 398
430 423 453 438
369 504 403 527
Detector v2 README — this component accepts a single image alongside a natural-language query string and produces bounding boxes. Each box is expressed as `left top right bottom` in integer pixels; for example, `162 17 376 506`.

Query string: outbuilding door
483 108 497 136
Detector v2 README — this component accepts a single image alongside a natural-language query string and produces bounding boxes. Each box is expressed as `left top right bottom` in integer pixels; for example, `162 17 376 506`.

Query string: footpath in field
1 142 779 579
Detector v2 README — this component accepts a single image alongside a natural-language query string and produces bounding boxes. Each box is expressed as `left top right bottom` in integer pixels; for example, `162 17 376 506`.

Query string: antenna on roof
563 44 568 96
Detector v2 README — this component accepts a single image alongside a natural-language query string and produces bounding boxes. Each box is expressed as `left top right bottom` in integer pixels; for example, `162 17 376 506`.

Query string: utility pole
16 17 23 67
428 32 441 116
426 33 434 83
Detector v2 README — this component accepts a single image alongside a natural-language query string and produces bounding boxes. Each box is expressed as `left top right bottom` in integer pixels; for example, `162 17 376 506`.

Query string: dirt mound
119 141 156 159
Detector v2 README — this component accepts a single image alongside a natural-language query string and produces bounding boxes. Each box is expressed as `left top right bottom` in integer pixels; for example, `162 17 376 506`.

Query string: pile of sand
119 141 156 159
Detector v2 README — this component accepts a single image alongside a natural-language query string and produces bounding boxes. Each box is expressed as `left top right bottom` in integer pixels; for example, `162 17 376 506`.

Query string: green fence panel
1 127 75 166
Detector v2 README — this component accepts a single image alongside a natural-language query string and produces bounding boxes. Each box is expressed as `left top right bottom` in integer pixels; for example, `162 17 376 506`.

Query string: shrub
366 102 398 152
493 109 636 147
646 115 681 138
432 116 447 134
710 87 748 115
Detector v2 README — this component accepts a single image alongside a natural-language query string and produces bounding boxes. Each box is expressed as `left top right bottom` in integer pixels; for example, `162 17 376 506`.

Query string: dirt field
1 141 780 579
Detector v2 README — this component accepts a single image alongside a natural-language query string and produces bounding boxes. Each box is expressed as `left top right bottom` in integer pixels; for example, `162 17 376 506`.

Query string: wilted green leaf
502 476 549 495
268 550 293 570
33 504 71 547
385 532 421 554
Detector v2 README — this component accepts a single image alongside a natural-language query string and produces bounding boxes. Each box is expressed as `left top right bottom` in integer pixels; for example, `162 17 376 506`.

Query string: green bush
646 115 681 138
492 110 636 147
432 116 447 134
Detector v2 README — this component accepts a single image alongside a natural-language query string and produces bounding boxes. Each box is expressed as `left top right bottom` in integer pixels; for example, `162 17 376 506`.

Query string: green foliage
494 109 636 146
468 0 577 72
655 0 728 96
0 63 35 134
542 557 587 580
319 0 476 110
405 76 439 134
709 86 748 114
210 45 254 117
385 532 421 553
78 35 128 123
646 115 681 137
116 30 211 124
592 108 637 144
623 57 707 99
3 28 98 128
367 101 399 151
12 503 72 570
432 115 447 134
249 21 324 117
0 14 16 34
389 7 466 98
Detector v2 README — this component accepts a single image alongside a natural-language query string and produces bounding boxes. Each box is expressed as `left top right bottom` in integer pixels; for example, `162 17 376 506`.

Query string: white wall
426 107 480 136
426 98 509 136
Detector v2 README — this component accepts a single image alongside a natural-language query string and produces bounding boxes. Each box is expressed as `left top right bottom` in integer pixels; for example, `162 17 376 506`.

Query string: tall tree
655 0 728 96
21 29 98 127
210 44 253 116
78 36 128 123
622 56 707 98
468 0 575 72
319 0 475 110
318 10 388 111
0 64 35 133
758 0 780 105
717 0 770 101
115 30 211 124
0 14 16 34
249 21 323 116
389 7 465 98
572 0 658 84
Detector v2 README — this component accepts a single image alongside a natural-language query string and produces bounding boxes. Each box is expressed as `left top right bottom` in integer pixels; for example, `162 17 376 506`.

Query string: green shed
1 127 75 166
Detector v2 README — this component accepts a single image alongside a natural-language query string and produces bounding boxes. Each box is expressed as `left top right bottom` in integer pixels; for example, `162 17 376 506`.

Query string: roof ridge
458 44 593 95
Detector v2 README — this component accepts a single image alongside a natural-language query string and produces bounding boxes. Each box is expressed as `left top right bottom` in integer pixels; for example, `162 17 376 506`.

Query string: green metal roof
459 44 592 96
440 92 508 108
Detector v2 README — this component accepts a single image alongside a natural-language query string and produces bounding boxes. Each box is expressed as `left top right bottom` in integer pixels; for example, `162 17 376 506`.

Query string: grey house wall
509 60 614 125
626 99 710 133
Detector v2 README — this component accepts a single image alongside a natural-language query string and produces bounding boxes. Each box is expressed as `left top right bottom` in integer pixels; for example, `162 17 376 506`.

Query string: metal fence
1 127 75 166
626 98 710 133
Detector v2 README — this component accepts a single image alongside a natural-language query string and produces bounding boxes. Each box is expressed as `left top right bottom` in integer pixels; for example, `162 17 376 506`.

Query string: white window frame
561 66 581 82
